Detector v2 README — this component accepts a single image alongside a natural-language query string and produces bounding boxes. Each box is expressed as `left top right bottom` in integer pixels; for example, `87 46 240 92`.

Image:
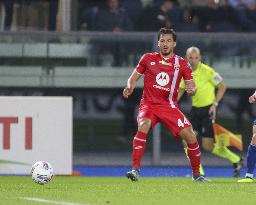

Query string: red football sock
187 142 201 176
132 131 147 170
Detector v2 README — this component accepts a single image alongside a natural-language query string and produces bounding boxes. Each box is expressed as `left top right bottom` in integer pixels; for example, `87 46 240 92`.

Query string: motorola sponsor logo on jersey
153 72 170 92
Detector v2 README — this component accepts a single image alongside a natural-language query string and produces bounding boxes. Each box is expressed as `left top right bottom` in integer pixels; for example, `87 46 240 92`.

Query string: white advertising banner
0 97 72 175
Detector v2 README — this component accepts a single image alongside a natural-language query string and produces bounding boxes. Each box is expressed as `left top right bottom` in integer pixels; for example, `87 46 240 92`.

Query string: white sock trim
187 145 199 151
134 137 146 142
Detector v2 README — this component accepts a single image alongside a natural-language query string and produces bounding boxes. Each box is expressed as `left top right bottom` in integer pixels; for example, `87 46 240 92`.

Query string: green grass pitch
0 176 255 205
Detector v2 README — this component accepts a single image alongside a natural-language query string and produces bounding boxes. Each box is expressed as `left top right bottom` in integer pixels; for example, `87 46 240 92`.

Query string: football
31 161 54 185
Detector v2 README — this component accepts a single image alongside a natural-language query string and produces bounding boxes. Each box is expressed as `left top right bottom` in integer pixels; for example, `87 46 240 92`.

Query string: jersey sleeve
208 66 223 86
136 54 147 74
181 60 193 81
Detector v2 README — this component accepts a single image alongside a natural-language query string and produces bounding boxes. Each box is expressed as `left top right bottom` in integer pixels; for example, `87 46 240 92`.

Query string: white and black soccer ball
31 161 54 185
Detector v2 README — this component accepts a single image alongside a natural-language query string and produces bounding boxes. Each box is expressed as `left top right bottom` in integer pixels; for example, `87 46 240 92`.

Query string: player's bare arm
184 80 196 96
123 69 141 98
249 90 256 103
209 81 226 119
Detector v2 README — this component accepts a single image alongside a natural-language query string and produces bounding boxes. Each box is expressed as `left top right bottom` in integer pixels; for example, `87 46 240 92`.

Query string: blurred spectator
15 0 49 31
141 0 154 8
174 1 200 31
95 0 133 31
89 0 133 66
191 0 236 32
178 0 227 7
78 0 105 30
119 0 143 27
2 0 15 30
48 0 58 31
0 0 58 31
137 0 179 31
79 0 105 9
79 6 99 30
228 0 256 31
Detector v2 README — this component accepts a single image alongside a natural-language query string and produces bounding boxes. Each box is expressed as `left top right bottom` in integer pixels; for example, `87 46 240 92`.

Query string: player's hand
249 94 256 103
186 86 197 96
184 80 197 96
123 86 134 98
209 105 217 121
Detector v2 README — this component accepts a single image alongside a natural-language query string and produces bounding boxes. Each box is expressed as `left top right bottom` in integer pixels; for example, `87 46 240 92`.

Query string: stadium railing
0 31 255 88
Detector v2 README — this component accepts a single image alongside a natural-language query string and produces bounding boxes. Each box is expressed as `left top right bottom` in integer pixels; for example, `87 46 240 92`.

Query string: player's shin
132 131 147 170
184 147 205 176
187 143 201 177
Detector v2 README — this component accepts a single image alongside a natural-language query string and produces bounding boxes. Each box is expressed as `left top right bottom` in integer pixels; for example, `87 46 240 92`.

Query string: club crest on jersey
156 72 170 86
159 60 172 66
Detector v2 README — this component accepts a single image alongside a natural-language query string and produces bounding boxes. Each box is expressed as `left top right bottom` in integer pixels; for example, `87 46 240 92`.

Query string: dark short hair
158 27 177 42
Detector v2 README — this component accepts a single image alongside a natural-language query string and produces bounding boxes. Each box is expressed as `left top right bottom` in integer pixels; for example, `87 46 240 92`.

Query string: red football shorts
137 102 192 140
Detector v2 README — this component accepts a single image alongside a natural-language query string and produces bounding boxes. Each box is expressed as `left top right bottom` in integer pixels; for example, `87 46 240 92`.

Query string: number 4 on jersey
177 117 190 127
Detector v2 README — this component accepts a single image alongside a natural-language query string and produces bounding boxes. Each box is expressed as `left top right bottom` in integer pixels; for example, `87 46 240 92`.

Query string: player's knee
184 132 198 144
193 130 199 138
138 119 151 133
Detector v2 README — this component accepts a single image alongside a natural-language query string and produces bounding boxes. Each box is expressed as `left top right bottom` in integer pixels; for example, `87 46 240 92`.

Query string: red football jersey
136 52 192 107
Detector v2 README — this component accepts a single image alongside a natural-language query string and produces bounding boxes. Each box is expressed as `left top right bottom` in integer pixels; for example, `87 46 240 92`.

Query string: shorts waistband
192 105 212 110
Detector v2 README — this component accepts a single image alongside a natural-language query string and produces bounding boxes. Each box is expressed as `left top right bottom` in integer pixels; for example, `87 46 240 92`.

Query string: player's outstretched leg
180 127 209 182
127 129 148 182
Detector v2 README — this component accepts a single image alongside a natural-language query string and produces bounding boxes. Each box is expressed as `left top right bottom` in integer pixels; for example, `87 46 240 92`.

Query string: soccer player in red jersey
123 28 207 182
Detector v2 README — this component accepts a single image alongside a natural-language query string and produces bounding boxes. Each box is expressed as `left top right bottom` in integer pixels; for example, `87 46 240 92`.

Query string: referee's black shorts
190 105 214 139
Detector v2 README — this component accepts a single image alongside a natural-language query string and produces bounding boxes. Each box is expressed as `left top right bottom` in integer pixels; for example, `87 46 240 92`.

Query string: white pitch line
20 197 92 205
